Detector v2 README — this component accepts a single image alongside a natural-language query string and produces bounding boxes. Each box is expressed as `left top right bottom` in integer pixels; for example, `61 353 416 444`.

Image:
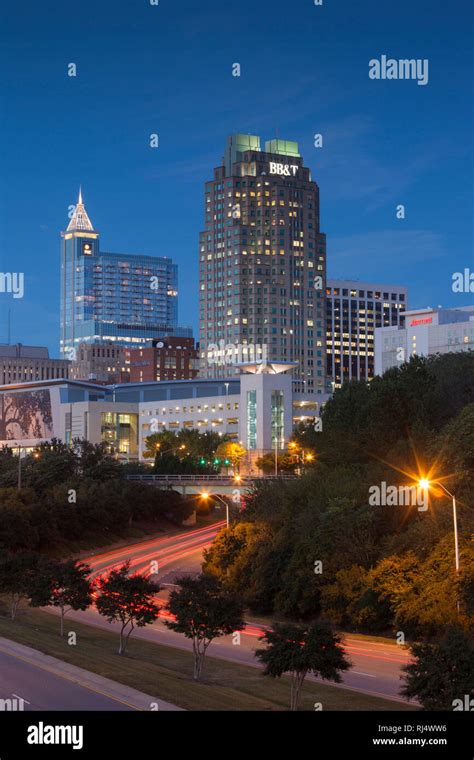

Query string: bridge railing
125 473 297 483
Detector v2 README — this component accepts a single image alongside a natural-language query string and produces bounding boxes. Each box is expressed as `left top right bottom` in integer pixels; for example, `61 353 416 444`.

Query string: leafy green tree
25 439 77 492
255 621 351 711
165 574 244 680
203 522 282 614
0 552 43 620
401 627 474 710
214 441 246 471
370 540 473 636
320 565 391 631
95 562 160 655
291 420 322 454
458 563 474 617
73 439 122 480
255 452 296 474
0 489 38 551
144 430 179 459
144 429 229 465
29 559 93 636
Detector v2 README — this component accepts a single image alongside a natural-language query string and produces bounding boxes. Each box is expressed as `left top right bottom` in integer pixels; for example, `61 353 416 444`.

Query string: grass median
0 604 417 711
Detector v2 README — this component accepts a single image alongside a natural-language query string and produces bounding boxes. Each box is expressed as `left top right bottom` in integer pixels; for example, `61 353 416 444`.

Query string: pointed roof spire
67 186 94 232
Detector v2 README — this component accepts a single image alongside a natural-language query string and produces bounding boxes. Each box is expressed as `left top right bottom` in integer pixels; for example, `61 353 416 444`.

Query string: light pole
288 442 315 475
419 478 460 612
17 444 22 491
224 382 229 436
16 446 40 490
201 491 230 528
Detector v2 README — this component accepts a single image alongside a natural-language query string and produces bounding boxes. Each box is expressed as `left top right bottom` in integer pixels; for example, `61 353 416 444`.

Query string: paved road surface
0 649 132 711
73 525 412 703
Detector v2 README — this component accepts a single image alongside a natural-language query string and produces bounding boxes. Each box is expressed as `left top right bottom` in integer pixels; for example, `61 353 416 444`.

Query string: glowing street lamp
419 477 460 612
200 491 229 528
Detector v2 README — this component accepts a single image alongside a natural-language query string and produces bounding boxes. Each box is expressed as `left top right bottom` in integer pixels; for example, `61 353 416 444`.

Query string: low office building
69 342 130 384
125 337 199 383
0 344 70 385
0 365 323 470
375 305 474 375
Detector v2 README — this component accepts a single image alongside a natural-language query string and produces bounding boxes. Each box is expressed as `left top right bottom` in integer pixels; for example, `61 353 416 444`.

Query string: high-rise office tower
60 189 191 359
199 134 328 395
326 279 408 388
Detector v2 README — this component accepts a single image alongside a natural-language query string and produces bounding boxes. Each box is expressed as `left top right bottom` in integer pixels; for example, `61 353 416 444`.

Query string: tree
401 627 474 710
73 439 122 481
30 559 93 637
214 441 246 472
165 574 244 680
144 429 229 464
25 439 77 492
0 552 43 620
320 564 391 632
255 452 296 474
255 621 351 711
95 562 160 655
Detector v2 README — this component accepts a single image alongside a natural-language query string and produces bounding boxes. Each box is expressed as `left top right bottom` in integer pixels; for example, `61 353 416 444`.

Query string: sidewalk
0 636 183 711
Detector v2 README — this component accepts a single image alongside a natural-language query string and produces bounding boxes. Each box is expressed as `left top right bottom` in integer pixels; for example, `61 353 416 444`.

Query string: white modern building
0 363 323 471
375 306 474 375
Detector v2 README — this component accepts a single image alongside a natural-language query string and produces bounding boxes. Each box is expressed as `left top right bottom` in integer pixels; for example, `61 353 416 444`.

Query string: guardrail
125 474 297 483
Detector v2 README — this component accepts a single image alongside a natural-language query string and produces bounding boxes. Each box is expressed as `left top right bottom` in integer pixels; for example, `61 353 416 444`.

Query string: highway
0 648 133 711
72 522 412 704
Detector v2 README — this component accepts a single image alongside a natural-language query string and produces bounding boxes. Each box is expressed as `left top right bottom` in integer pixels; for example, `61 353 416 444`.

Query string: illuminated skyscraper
199 135 328 395
60 189 191 359
326 279 408 387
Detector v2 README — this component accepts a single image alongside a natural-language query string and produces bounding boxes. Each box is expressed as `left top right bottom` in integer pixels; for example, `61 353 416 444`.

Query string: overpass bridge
126 473 296 496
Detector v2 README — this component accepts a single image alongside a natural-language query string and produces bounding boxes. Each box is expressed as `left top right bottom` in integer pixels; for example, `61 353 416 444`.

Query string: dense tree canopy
204 353 474 637
0 438 193 553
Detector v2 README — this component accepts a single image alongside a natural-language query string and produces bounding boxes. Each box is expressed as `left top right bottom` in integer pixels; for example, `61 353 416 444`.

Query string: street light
15 446 40 490
200 492 230 528
288 442 315 473
419 478 461 612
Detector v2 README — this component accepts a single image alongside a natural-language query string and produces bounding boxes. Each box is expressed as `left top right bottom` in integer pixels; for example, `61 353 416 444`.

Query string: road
0 648 132 711
72 522 412 703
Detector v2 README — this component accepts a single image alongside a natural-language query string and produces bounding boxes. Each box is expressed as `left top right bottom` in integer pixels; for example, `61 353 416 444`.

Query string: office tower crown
67 186 95 232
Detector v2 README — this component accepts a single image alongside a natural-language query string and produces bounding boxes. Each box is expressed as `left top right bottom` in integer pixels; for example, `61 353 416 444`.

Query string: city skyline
1 0 472 356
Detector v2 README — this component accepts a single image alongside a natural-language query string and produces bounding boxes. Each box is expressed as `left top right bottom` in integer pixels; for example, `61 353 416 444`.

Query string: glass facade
101 412 138 456
246 389 257 450
60 196 189 358
271 389 284 450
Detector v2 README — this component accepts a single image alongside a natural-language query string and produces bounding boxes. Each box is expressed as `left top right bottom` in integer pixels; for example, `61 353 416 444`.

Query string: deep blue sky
1 0 472 355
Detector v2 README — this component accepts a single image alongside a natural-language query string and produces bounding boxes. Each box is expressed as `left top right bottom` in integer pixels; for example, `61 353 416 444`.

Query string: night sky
1 0 472 354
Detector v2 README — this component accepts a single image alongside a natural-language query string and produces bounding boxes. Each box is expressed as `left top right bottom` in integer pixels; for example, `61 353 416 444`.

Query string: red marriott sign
410 317 433 326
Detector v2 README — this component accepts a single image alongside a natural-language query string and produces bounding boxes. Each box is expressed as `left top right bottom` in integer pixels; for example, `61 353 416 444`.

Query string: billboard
0 389 54 441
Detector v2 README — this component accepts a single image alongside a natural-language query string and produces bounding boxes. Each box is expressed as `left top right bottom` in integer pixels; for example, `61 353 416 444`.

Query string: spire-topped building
66 187 94 233
60 188 191 359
